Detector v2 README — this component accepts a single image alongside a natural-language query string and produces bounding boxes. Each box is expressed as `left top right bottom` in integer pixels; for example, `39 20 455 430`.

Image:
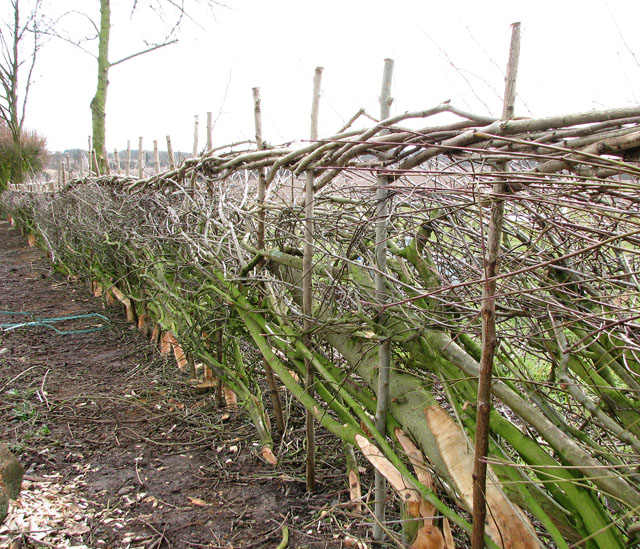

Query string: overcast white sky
13 0 640 152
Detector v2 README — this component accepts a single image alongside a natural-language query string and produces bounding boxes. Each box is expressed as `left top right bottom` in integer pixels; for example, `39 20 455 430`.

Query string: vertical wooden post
138 137 144 179
113 149 121 173
304 67 323 494
153 140 160 174
253 88 267 253
102 145 111 175
373 57 394 543
207 111 213 151
252 86 286 437
193 114 199 157
65 153 71 179
88 136 93 175
92 150 101 176
471 22 520 549
126 140 131 177
191 115 200 192
501 23 521 122
167 135 176 170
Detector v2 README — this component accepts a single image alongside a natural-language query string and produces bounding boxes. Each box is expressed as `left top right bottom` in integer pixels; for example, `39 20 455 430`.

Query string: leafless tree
0 0 44 183
49 0 221 173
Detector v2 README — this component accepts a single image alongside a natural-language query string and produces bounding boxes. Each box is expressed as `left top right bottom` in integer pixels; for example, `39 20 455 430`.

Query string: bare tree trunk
1 0 41 185
9 1 22 184
90 0 110 174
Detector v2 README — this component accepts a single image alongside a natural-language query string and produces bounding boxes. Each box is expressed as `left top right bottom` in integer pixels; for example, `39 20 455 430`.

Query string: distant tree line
47 148 190 173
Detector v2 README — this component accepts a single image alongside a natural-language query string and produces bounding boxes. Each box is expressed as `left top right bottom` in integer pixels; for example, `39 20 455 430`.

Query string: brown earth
0 219 372 548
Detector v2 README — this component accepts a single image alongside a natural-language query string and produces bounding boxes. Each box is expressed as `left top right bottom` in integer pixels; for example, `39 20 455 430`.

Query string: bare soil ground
0 219 371 548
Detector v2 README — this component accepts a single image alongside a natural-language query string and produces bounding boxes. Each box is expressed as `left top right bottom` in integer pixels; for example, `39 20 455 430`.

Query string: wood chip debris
0 473 89 547
0 471 124 548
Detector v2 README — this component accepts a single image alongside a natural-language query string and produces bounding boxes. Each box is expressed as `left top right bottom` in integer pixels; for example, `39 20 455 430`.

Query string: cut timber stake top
502 22 521 121
166 136 176 170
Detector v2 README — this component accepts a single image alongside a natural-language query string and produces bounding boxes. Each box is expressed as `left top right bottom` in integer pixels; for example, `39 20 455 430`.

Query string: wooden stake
126 140 131 177
471 22 520 549
88 136 93 175
304 66 323 494
253 86 286 436
373 57 394 543
138 137 144 179
113 149 121 173
153 140 160 174
207 111 213 151
193 114 199 157
502 22 521 121
191 115 199 192
102 145 111 175
166 135 176 170
92 149 101 176
253 87 266 254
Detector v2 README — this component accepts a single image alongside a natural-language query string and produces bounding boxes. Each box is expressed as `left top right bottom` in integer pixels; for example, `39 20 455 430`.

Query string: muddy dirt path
0 219 367 548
